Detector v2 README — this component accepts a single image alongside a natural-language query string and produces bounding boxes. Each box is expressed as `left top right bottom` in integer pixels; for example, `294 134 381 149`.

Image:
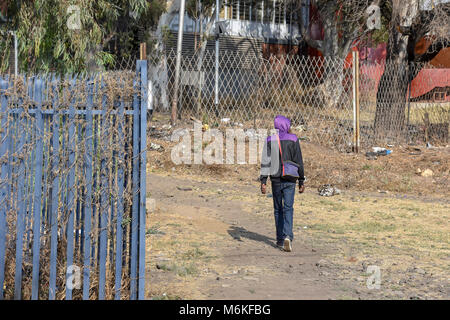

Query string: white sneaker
283 238 292 252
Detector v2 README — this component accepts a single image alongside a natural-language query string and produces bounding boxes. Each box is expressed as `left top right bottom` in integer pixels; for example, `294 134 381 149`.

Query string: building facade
165 0 310 57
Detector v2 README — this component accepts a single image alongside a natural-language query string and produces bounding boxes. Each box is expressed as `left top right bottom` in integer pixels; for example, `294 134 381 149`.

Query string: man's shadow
227 226 277 248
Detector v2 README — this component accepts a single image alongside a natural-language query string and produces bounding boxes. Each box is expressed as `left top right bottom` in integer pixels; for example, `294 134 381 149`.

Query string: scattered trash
220 118 231 124
150 142 164 151
366 147 392 159
365 152 378 160
372 147 392 155
318 184 341 197
202 123 209 131
161 124 172 130
426 142 433 149
421 169 433 177
372 147 384 153
176 186 193 191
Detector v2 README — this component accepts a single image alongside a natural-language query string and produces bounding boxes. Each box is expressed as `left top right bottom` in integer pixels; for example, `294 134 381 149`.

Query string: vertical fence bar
83 80 94 300
25 79 35 258
65 77 77 300
41 113 49 236
91 110 99 276
0 78 9 300
48 78 60 300
31 78 44 300
130 77 139 300
138 60 147 300
114 85 125 300
6 79 13 235
13 79 28 300
98 78 108 300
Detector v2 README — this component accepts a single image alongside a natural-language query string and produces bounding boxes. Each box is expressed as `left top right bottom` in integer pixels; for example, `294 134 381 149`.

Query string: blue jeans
272 180 296 244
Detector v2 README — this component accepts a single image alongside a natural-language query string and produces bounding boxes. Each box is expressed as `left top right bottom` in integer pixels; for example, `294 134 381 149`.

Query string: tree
373 0 450 139
0 0 165 74
297 0 383 108
185 0 214 50
149 0 217 113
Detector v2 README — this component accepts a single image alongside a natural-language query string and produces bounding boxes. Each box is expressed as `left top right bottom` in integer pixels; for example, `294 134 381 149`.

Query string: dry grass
148 114 449 197
146 207 228 300
237 189 449 298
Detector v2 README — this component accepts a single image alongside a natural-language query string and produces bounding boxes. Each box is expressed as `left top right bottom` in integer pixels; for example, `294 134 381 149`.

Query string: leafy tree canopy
0 0 166 74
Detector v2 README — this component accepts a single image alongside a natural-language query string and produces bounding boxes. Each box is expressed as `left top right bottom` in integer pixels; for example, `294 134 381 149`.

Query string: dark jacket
260 115 305 186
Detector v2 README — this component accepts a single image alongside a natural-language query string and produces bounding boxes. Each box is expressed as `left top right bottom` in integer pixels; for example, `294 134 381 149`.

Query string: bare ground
145 172 449 300
144 114 449 300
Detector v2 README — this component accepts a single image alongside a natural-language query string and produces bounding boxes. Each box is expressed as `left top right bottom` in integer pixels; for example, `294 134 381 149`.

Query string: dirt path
147 173 346 300
145 172 449 300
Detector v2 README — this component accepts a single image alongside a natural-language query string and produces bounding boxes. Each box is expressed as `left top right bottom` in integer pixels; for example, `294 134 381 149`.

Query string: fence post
49 77 60 300
14 78 29 300
171 0 186 124
82 80 94 300
31 78 44 300
65 77 77 300
0 78 9 300
140 43 147 60
352 51 360 153
114 80 125 300
130 77 139 300
99 77 109 300
138 59 148 300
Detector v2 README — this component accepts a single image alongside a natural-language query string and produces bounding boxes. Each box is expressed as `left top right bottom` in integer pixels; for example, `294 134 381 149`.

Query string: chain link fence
360 60 449 146
151 49 355 151
149 49 449 151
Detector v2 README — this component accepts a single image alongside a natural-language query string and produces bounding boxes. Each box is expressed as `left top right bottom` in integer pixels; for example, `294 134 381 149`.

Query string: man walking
260 115 305 252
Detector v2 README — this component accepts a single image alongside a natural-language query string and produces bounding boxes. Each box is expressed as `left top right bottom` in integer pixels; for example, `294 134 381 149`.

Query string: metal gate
0 61 148 300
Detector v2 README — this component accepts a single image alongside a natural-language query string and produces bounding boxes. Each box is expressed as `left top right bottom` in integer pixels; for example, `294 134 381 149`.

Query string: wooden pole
356 51 360 153
140 43 147 60
352 50 360 153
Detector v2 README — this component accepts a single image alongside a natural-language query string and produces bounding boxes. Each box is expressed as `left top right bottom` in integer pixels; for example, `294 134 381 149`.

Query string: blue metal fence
0 61 148 300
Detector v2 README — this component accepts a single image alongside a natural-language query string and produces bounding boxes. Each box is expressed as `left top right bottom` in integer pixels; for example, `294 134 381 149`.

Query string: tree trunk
374 0 419 140
314 59 346 109
374 60 409 140
311 16 347 110
150 0 181 112
196 3 221 117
